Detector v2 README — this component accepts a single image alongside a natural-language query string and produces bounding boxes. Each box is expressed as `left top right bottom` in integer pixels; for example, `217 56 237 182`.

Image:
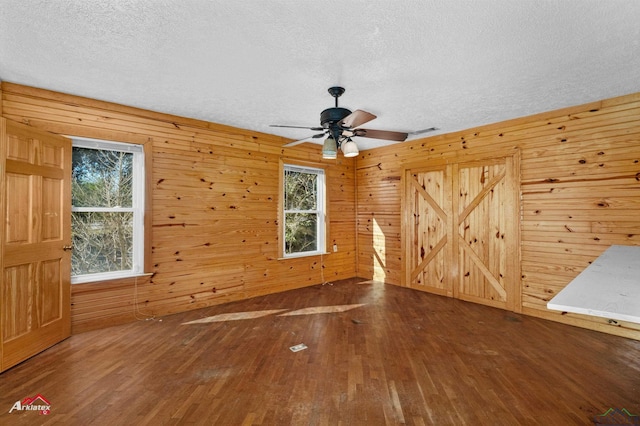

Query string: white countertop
547 245 640 324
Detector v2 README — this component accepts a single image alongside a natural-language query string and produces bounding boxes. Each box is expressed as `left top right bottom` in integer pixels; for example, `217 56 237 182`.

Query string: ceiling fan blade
283 138 312 148
353 128 408 141
282 132 326 147
339 110 376 129
270 124 325 131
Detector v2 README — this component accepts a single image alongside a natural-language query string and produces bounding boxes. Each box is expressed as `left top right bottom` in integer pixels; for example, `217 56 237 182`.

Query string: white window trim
282 164 327 259
70 137 145 284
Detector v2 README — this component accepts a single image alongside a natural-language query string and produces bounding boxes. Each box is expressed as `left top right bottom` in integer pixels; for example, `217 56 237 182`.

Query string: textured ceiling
1 0 639 150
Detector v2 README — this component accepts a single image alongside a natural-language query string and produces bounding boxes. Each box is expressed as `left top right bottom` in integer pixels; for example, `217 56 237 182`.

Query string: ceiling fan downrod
321 86 352 132
327 86 345 107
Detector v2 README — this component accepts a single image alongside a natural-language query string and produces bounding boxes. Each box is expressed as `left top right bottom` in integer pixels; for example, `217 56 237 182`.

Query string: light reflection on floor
181 304 365 325
182 309 288 324
278 304 365 316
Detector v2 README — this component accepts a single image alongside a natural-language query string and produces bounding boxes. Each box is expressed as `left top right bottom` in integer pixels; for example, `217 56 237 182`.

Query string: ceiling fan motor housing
320 107 352 128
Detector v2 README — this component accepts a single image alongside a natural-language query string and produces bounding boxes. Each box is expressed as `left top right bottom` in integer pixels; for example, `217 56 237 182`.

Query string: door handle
63 245 73 251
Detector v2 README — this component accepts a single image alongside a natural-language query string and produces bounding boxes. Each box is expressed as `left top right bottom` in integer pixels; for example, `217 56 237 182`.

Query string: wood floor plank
0 278 638 425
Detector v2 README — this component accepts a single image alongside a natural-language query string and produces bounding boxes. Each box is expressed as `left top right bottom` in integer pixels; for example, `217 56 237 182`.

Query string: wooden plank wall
3 82 639 340
1 82 357 333
356 92 640 340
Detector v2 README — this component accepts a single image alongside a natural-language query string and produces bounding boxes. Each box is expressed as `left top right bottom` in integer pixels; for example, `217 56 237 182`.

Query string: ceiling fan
271 86 436 158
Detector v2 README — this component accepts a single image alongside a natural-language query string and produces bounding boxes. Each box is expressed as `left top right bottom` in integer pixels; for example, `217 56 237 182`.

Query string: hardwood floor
1 278 638 425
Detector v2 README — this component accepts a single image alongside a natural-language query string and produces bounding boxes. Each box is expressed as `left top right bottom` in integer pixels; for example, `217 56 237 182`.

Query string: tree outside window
71 139 144 282
283 165 325 257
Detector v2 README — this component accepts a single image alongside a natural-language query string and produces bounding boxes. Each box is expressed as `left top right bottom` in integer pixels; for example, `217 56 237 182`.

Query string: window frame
70 136 146 284
279 160 329 259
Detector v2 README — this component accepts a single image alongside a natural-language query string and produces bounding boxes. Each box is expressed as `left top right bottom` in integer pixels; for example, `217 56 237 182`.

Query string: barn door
404 154 520 311
1 119 72 372
454 157 519 310
405 166 452 296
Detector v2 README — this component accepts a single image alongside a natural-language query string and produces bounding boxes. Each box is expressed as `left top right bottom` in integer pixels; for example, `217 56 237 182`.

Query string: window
71 137 145 283
282 164 326 258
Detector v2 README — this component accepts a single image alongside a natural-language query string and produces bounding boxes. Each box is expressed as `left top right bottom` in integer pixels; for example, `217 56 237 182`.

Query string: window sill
278 252 330 261
71 272 153 287
71 273 153 294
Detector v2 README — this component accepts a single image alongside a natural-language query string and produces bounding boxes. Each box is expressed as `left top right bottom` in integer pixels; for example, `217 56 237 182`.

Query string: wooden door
404 154 520 311
454 157 520 310
405 166 452 296
1 119 72 372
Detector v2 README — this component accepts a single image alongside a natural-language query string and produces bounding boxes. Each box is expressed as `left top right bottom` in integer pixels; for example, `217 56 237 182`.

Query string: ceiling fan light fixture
341 138 359 157
322 135 337 159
